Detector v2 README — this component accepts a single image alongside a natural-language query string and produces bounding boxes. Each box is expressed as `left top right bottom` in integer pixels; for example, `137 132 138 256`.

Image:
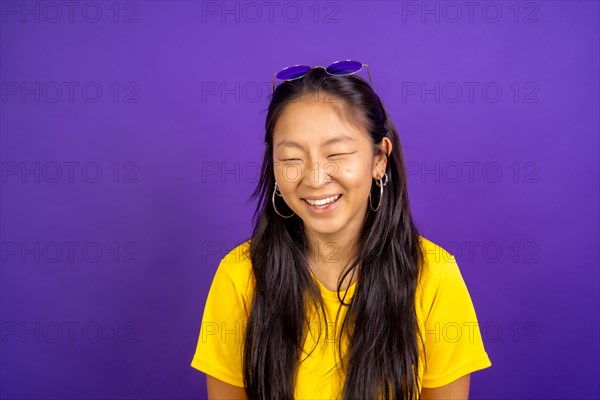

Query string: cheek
337 161 372 188
274 166 297 193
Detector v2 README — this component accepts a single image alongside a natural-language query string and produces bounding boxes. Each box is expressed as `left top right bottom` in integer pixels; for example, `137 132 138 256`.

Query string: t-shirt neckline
308 268 358 302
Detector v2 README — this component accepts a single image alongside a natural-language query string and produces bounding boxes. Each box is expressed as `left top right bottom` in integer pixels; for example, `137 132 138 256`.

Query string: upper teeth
305 194 341 206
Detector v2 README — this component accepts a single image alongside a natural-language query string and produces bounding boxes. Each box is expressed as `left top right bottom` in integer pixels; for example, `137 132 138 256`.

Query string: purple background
1 1 598 399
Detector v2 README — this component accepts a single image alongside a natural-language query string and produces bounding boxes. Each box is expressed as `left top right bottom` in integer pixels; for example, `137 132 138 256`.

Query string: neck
305 229 359 275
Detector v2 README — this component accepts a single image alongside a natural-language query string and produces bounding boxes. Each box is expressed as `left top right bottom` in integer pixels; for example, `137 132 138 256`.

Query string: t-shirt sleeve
421 255 492 388
190 254 248 387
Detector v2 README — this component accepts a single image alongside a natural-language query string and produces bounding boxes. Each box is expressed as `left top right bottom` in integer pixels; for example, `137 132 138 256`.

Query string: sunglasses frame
271 60 373 92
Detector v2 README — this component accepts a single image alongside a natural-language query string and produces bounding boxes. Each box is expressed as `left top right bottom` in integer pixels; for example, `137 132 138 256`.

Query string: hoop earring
375 172 389 188
369 172 388 212
272 181 295 218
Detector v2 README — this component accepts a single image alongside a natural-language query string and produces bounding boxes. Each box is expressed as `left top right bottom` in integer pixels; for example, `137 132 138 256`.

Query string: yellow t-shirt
191 236 492 398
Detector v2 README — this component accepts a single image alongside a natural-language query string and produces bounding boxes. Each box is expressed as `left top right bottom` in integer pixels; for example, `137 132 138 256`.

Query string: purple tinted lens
276 65 312 80
326 60 363 75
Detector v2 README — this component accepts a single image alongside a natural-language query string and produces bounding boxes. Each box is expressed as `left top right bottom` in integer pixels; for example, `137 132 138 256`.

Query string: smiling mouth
303 194 342 208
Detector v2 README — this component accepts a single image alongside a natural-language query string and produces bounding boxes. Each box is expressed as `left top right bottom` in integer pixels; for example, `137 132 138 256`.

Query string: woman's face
272 94 391 239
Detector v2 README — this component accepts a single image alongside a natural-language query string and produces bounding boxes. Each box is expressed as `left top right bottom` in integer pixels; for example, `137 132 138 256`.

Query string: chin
305 219 344 235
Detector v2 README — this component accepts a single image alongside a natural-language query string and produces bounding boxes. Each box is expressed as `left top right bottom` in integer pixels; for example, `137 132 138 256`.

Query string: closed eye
328 152 354 158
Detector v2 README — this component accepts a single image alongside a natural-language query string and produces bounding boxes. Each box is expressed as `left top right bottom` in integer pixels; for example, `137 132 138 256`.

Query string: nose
301 158 338 188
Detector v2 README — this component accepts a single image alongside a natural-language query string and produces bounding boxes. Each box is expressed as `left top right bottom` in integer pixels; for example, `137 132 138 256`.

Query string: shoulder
417 235 459 297
215 239 254 299
418 235 456 274
415 236 492 386
219 239 252 271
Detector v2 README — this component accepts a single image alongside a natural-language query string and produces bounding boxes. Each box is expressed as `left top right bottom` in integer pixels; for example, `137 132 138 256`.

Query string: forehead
273 96 369 147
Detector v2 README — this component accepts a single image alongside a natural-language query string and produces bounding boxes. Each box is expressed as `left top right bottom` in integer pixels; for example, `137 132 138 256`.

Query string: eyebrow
275 135 356 149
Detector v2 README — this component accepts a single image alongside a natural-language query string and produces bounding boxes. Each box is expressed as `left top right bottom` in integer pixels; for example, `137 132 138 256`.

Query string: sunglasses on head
271 59 372 92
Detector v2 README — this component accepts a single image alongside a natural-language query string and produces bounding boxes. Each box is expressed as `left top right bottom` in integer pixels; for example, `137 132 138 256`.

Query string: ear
372 137 393 179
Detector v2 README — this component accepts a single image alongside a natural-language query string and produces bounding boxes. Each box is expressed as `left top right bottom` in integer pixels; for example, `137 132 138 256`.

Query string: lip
302 194 342 214
302 194 341 201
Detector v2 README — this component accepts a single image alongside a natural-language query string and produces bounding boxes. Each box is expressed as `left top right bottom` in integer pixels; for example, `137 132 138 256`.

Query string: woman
191 61 492 399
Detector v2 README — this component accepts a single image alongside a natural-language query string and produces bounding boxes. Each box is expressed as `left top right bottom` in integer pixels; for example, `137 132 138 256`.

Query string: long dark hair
243 68 426 400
